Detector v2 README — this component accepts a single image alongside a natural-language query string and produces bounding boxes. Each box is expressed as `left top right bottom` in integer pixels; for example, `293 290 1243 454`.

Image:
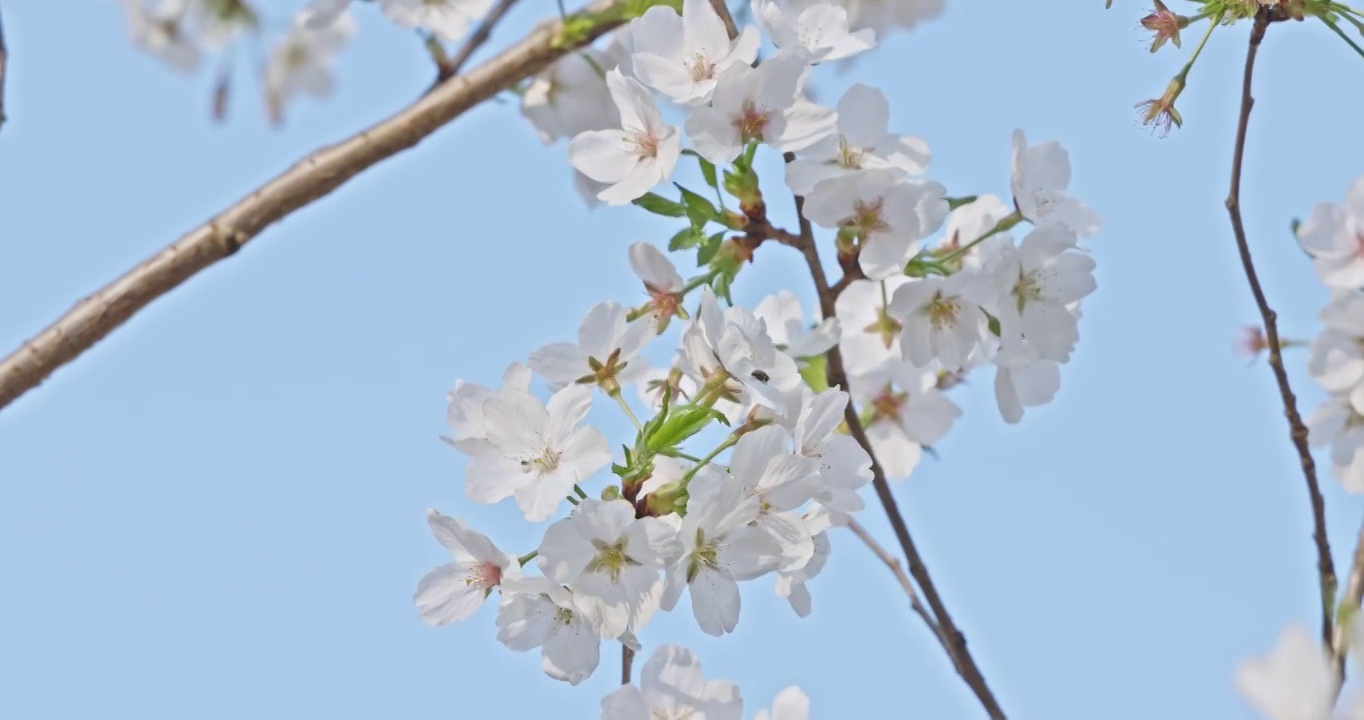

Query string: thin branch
1224 7 1338 650
843 516 944 641
707 0 740 40
0 0 632 413
1331 523 1364 687
790 192 1007 719
446 0 522 78
622 644 634 685
0 3 8 132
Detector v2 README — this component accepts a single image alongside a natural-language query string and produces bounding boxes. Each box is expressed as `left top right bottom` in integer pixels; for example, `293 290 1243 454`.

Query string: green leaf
669 226 705 251
946 195 979 211
799 355 829 393
696 231 726 265
645 404 727 453
633 192 687 218
698 156 719 189
676 184 720 229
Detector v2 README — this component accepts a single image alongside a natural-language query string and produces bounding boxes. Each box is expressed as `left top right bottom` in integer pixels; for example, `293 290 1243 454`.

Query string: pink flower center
734 101 770 143
630 131 660 160
469 561 502 589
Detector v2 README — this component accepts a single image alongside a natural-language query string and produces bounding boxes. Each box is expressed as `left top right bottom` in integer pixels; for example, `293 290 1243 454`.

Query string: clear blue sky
1 2 1361 718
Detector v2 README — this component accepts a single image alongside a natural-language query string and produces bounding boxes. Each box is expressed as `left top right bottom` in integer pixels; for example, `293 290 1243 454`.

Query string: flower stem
1173 13 1220 85
681 433 739 483
613 391 642 430
935 211 1024 266
517 550 538 566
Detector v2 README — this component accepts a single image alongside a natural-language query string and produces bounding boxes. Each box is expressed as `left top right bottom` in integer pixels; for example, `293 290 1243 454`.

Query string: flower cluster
1298 176 1364 492
415 0 1100 713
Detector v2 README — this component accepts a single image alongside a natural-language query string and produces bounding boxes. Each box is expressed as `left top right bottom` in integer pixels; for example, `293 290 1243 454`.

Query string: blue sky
2 2 1362 718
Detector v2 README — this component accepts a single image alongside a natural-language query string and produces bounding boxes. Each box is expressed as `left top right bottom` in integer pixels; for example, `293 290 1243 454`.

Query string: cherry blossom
630 0 761 105
856 364 961 479
536 499 681 638
786 83 930 196
264 8 354 123
1296 176 1364 290
752 0 876 62
122 0 200 72
463 385 611 521
993 344 1062 425
1308 393 1364 493
599 645 743 720
661 466 782 636
1010 129 1101 238
803 168 948 280
521 49 620 145
496 577 603 685
684 51 837 165
569 70 681 205
727 425 822 570
442 362 532 446
890 271 994 371
991 224 1096 363
529 301 654 394
834 276 913 375
1234 624 1338 720
413 510 521 625
378 0 495 42
755 686 811 720
793 388 872 514
629 242 687 332
1307 291 1364 409
754 290 840 361
679 289 803 413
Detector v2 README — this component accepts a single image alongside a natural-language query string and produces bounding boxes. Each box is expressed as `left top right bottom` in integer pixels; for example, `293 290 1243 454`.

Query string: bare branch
843 516 943 642
787 190 1007 718
0 0 631 413
0 3 8 132
446 0 522 79
1224 7 1337 651
621 644 634 685
1332 523 1364 686
707 0 740 40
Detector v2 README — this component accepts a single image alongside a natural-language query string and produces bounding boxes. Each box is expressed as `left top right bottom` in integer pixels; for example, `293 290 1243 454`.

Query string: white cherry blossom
803 168 948 280
992 224 1096 363
529 301 653 393
413 510 521 625
496 577 603 685
993 344 1062 425
684 51 836 165
599 645 743 720
786 83 930 196
754 290 840 361
1010 129 1101 237
536 499 681 638
1308 393 1364 493
728 425 822 570
569 70 681 205
1234 624 1338 720
752 0 875 62
1308 292 1364 409
521 49 619 145
754 686 811 720
793 388 872 515
629 242 687 332
890 271 993 371
442 362 532 446
630 0 761 105
1297 175 1364 289
835 277 913 375
661 466 782 636
463 385 611 521
378 0 495 42
854 363 960 480
122 0 200 72
264 9 354 123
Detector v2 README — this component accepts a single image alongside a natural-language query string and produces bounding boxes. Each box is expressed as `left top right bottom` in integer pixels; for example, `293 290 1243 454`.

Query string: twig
446 0 522 79
707 0 740 40
1224 7 1338 650
1331 523 1364 688
0 0 633 413
790 193 1007 719
621 644 634 684
843 516 944 641
0 3 8 132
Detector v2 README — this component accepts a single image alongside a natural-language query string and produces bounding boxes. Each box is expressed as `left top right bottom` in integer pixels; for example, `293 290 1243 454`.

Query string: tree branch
707 0 740 40
788 191 1006 718
0 3 9 133
0 0 631 413
621 644 634 684
843 516 944 642
1224 8 1337 649
446 0 522 79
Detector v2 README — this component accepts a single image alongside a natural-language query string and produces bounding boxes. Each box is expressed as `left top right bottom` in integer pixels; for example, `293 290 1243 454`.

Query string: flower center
837 137 865 169
686 52 715 83
522 449 563 474
685 529 721 582
845 197 889 236
586 541 641 583
870 386 907 424
734 101 770 143
467 561 502 590
922 293 961 330
862 308 902 350
630 132 660 160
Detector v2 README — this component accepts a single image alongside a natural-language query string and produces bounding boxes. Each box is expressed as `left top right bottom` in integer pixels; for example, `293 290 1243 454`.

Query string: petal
413 562 486 625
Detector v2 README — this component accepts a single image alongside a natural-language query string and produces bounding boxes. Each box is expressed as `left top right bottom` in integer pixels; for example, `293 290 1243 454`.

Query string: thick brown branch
621 644 634 685
791 193 1006 718
1224 8 1337 651
0 0 630 413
